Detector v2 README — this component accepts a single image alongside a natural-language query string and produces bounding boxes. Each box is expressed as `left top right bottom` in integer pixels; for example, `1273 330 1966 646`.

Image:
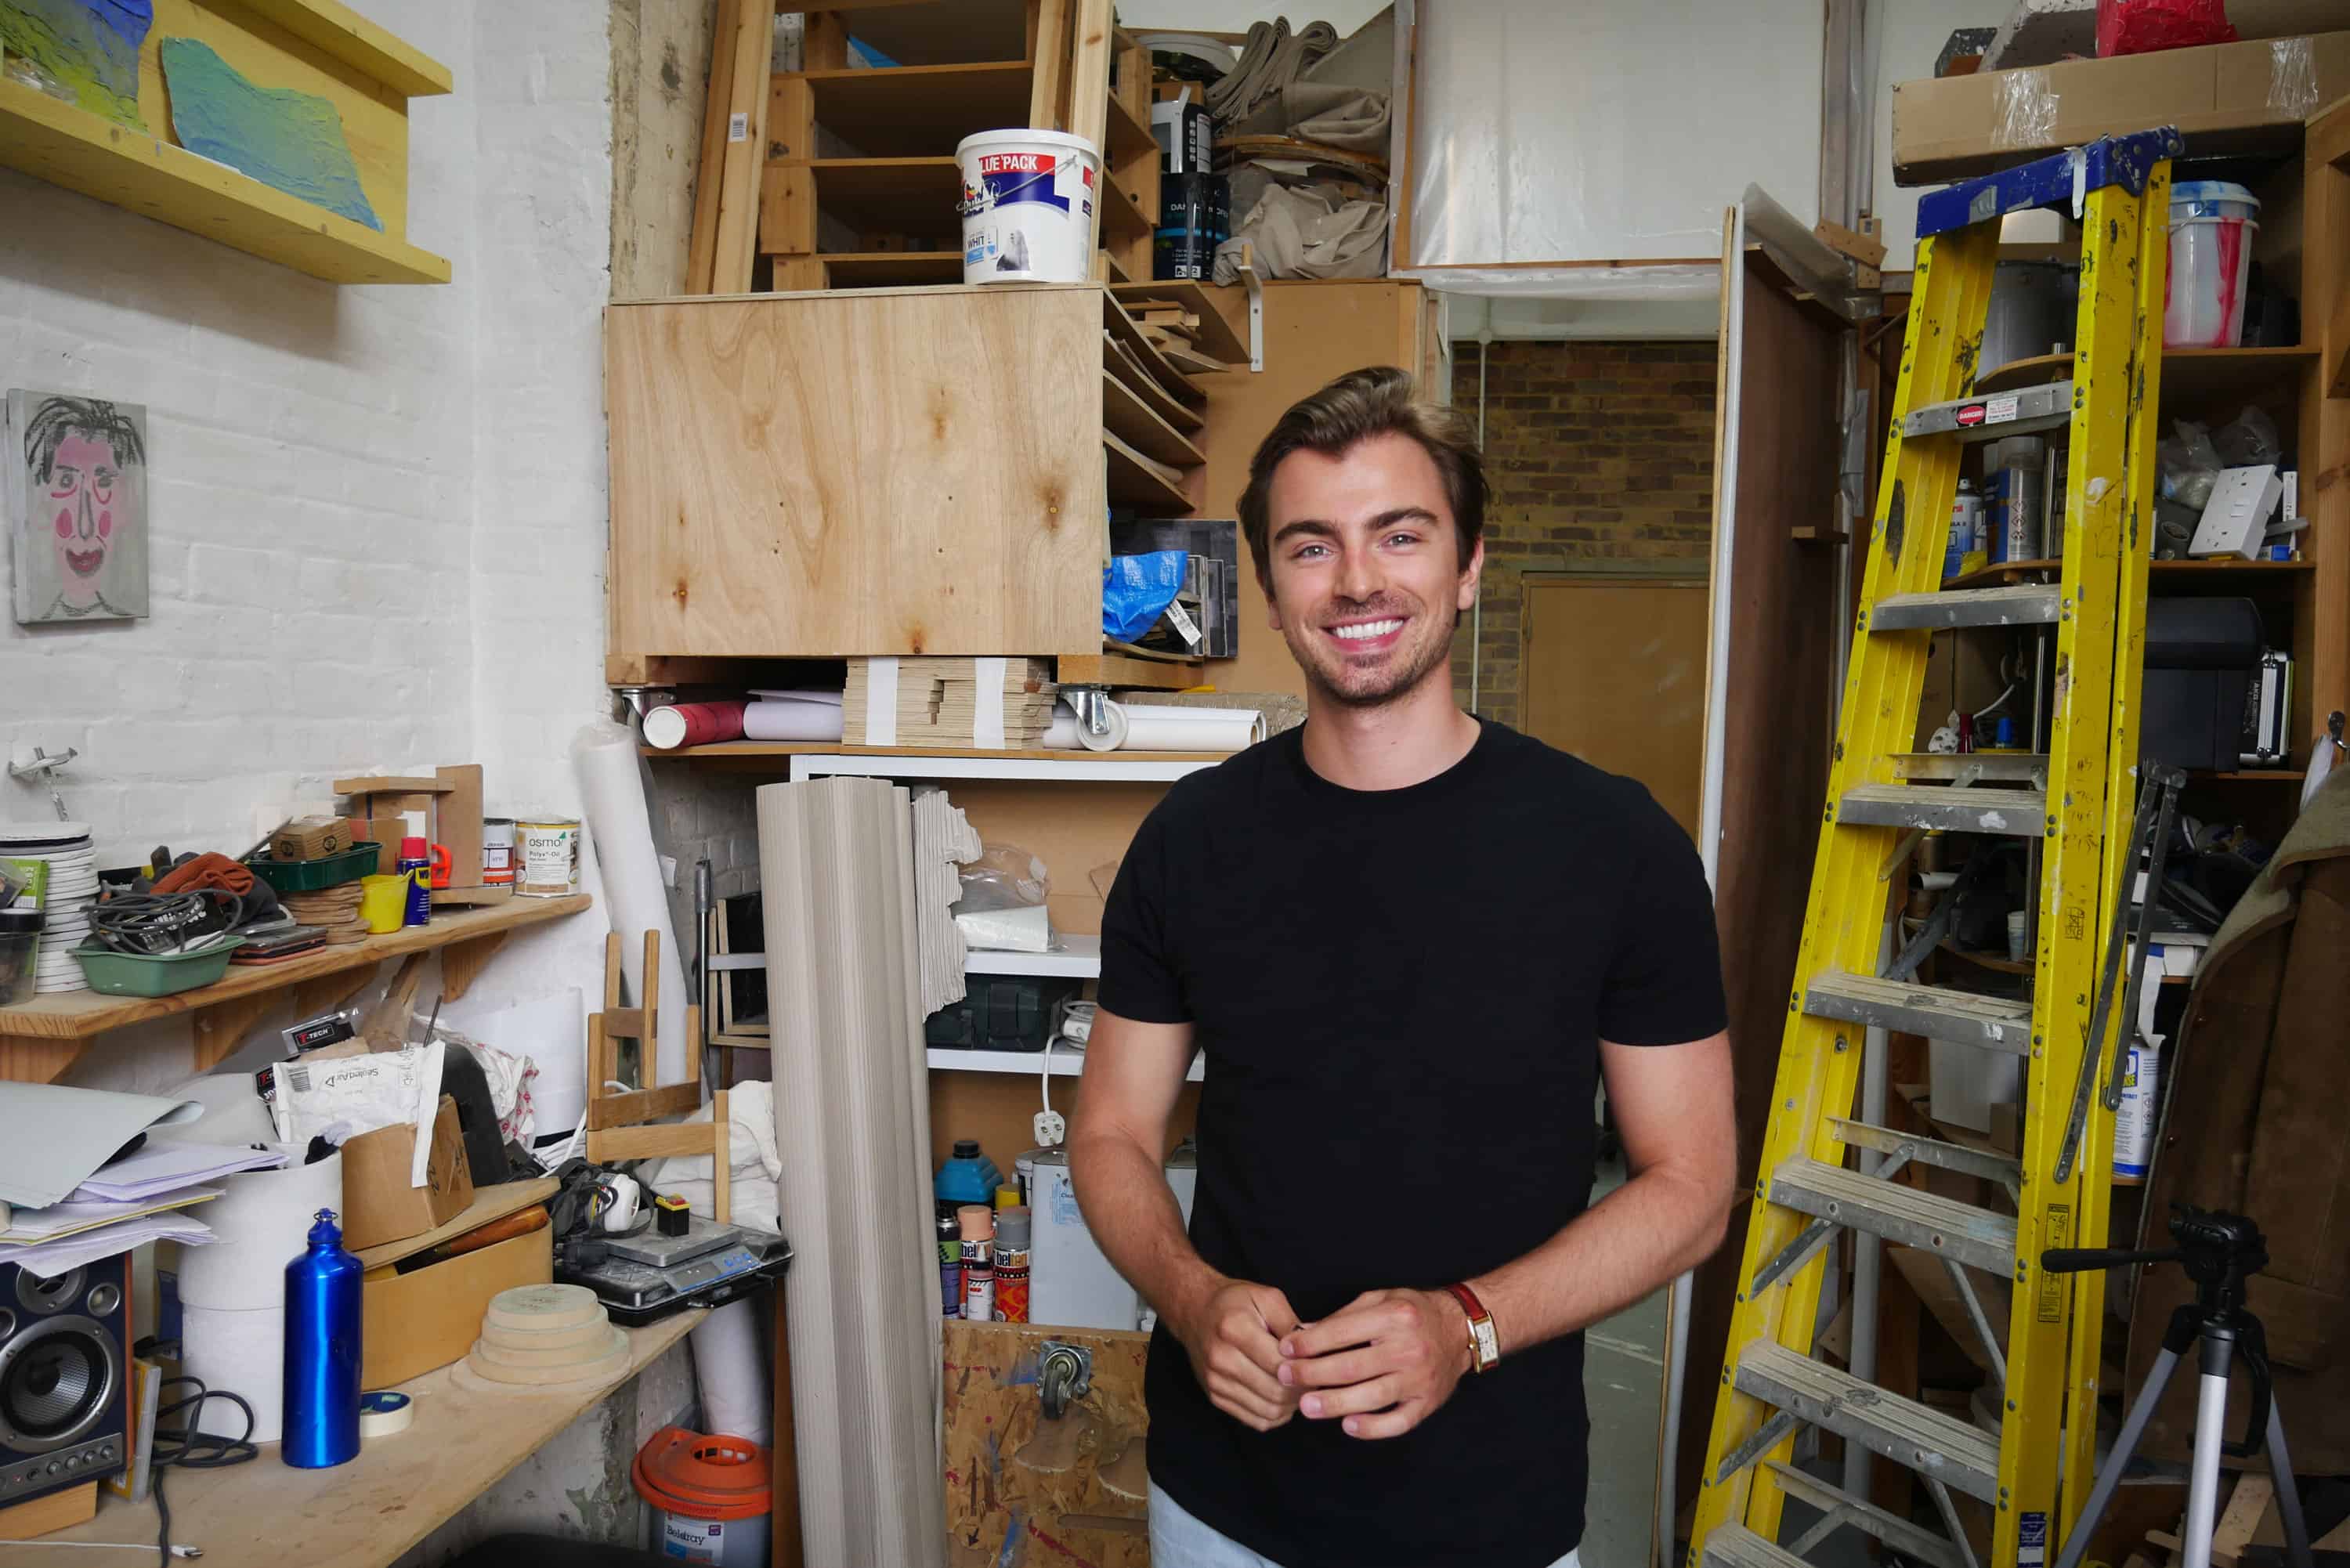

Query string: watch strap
1445 1282 1500 1373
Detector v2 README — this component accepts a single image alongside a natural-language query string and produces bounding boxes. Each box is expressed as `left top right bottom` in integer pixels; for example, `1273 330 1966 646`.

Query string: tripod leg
2265 1395 2315 1568
2182 1330 2239 1568
2054 1348 2186 1568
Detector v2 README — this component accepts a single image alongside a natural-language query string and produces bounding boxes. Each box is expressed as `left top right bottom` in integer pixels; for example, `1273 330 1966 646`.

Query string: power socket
1033 1109 1066 1146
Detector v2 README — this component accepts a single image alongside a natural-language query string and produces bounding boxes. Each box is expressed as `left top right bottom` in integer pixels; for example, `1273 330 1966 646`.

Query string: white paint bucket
956 128 1101 284
2114 1034 2163 1180
2165 181 2259 348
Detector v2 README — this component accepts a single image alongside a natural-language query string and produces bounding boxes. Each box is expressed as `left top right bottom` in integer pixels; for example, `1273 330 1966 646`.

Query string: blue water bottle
283 1209 363 1469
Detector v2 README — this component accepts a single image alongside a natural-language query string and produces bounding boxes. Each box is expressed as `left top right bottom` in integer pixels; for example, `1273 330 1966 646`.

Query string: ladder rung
1760 1461 1969 1568
1871 584 2062 630
1838 784 2043 836
1903 381 2073 441
1735 1342 2001 1504
1830 1118 2023 1187
1705 1523 1813 1568
1769 1157 2017 1274
1892 752 2046 783
1805 971 2032 1053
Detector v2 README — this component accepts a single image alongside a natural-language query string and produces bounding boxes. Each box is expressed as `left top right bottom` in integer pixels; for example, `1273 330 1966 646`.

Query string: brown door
1520 573 1709 840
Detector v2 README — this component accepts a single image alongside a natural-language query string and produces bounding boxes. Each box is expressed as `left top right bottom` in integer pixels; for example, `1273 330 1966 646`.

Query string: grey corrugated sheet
759 777 945 1568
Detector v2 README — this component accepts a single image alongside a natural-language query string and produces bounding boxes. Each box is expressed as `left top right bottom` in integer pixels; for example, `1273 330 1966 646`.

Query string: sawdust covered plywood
943 1320 1152 1567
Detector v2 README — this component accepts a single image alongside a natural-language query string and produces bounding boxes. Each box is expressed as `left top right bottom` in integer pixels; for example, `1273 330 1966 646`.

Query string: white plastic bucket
2165 181 2260 348
656 1508 769 1566
956 128 1101 284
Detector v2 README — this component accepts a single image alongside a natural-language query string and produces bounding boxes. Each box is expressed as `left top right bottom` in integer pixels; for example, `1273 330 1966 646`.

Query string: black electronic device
557 1218 792 1326
0 1255 131 1508
2143 598 2265 771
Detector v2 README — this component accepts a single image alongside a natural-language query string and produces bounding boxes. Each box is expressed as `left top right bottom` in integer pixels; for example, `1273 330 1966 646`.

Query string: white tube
571 723 689 1086
690 1296 772 1444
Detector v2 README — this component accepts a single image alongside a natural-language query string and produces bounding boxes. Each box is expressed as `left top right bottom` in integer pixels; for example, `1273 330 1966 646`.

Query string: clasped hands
1173 1279 1473 1440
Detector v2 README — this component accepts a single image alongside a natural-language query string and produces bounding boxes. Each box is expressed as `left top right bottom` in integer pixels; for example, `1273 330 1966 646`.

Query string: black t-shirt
1097 718 1728 1568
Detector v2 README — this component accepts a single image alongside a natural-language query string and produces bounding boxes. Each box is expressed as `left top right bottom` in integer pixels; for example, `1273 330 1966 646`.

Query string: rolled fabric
743 697 848 742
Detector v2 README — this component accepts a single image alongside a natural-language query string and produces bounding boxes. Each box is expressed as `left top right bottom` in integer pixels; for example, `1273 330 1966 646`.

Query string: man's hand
1277 1288 1470 1440
1169 1279 1303 1433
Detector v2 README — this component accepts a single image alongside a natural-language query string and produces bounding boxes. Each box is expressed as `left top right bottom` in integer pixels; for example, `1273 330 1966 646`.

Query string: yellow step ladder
1689 127 2182 1568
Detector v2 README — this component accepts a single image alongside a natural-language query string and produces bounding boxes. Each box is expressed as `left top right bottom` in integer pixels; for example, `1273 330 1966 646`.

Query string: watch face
1471 1320 1500 1367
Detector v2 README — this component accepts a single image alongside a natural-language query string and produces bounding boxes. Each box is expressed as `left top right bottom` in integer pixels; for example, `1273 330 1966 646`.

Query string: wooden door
1520 573 1708 840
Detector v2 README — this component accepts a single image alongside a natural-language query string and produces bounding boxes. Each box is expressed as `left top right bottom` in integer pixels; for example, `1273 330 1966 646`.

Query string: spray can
957 1204 995 1322
2114 1034 2164 1180
283 1209 363 1469
994 1207 1031 1324
1946 479 1983 580
397 837 432 927
937 1212 961 1315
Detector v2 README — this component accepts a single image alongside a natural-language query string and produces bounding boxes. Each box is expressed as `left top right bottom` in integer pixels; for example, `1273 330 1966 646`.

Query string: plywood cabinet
606 284 1108 670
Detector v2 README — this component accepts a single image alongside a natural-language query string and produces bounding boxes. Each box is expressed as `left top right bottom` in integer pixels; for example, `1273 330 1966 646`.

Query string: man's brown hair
1236 366 1488 589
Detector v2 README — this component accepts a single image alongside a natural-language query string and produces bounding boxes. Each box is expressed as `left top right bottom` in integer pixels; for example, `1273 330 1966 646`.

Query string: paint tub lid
633 1426 771 1520
956 1204 994 1239
2171 180 2258 208
956 127 1101 161
996 1207 1031 1248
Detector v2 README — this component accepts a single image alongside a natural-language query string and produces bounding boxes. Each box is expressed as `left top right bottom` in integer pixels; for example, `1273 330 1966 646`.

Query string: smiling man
1069 367 1740 1568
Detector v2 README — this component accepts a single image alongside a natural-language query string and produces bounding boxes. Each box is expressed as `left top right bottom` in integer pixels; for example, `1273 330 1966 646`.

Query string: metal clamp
1037 1341 1094 1419
1232 242 1264 372
7 746 78 822
1065 685 1115 739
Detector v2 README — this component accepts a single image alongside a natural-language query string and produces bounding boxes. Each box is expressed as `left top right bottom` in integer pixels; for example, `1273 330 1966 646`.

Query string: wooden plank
42 1312 702 1568
1101 371 1208 468
650 742 1227 763
756 164 816 261
1103 291 1207 405
943 1320 1150 1567
587 1082 704 1133
682 0 733 291
0 75 449 286
791 62 1033 157
1067 0 1112 249
1027 0 1072 128
823 0 1029 67
0 897 591 1053
587 1123 721 1162
779 157 961 238
333 775 457 794
710 0 773 294
231 0 453 96
1104 430 1195 514
816 251 963 287
1102 335 1206 432
351 1178 559 1272
1053 653 1206 691
1109 281 1251 365
801 12 851 70
612 0 717 298
606 288 1104 659
772 1284 803 1568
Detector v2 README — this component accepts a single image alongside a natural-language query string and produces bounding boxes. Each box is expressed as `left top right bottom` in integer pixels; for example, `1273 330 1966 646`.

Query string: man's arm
1281 1031 1737 1438
1068 1007 1301 1432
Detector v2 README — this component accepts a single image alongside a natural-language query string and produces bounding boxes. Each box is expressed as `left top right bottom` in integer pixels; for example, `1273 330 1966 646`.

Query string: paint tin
482 818 515 887
515 818 580 898
2114 1035 2163 1180
956 129 1101 285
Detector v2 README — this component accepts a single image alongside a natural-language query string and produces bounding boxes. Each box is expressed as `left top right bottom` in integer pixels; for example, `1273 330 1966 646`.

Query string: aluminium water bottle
283 1208 363 1468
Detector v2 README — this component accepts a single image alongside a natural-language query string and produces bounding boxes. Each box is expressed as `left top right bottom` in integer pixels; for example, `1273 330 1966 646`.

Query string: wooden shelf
1102 346 1205 432
1101 178 1152 242
815 250 963 287
2187 768 2304 780
1110 281 1251 366
45 1307 703 1568
930 1045 1203 1081
1104 429 1195 512
1103 291 1207 404
806 157 960 234
1101 370 1206 468
1939 938 2034 977
0 75 451 285
1055 651 1209 690
1973 345 2317 399
794 61 1032 157
1942 557 2059 590
1104 89 1156 165
0 895 591 1083
2150 557 2312 573
966 934 1100 977
1972 354 2068 395
649 741 1227 769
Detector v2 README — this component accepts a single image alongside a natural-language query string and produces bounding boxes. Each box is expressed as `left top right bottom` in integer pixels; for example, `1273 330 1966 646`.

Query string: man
1070 367 1739 1568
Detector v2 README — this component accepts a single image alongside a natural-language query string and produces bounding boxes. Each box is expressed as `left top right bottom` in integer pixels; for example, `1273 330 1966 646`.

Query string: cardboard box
1893 31 2350 184
361 1223 552 1386
339 1097 474 1252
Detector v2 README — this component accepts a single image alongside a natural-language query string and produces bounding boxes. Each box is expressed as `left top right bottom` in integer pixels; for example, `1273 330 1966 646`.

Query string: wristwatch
1445 1282 1501 1374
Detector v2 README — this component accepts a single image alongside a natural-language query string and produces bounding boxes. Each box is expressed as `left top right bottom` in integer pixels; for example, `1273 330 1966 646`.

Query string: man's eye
1386 533 1419 547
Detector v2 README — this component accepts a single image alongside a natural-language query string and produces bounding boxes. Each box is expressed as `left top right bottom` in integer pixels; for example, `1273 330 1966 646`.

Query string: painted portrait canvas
8 390 150 625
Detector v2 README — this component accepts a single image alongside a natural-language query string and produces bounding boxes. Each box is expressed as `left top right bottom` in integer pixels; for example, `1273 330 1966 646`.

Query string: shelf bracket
441 929 512 1003
1233 241 1264 372
193 992 280 1072
0 1034 85 1084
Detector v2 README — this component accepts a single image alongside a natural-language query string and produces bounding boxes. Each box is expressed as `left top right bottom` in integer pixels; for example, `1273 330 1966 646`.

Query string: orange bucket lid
632 1425 772 1520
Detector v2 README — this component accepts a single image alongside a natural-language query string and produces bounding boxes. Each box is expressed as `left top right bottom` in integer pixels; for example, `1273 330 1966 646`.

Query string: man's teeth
1332 619 1404 641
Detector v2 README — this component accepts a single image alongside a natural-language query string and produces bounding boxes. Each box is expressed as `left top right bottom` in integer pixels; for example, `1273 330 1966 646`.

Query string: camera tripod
2044 1206 2316 1568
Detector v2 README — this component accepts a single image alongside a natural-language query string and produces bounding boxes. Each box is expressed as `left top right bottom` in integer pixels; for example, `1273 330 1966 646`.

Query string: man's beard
1279 594 1457 710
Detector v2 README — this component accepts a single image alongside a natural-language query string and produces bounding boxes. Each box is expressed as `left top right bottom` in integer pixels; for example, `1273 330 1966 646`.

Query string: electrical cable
85 891 243 956
143 1371 257 1567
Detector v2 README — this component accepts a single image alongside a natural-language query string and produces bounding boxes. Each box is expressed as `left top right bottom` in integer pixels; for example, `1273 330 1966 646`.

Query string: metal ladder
1689 128 2181 1568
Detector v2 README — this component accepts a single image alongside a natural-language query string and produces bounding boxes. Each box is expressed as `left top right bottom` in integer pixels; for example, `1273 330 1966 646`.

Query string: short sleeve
1097 805 1190 1024
1596 791 1729 1046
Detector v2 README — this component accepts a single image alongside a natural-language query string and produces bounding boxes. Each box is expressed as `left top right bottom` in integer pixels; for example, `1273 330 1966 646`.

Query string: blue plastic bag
1102 550 1188 642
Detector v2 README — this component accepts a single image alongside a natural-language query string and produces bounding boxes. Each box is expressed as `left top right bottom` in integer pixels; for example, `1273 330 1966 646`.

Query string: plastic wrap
2269 35 2320 117
1407 0 1819 266
1994 68 2059 150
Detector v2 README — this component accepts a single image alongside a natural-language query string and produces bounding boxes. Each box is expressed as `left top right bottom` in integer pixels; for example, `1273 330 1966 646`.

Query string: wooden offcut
709 0 773 294
606 286 1104 659
683 0 741 294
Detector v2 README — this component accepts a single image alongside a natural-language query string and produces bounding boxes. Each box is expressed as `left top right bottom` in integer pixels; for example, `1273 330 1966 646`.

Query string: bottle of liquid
937 1212 961 1315
957 1204 995 1321
283 1209 363 1469
397 836 432 927
1946 479 1983 581
934 1140 1002 1209
994 1207 1031 1324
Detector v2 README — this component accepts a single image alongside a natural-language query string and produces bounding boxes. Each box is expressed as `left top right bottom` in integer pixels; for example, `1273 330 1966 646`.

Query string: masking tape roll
360 1389 414 1437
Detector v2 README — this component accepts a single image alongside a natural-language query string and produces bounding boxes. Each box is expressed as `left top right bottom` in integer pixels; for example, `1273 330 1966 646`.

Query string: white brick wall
2 0 619 1090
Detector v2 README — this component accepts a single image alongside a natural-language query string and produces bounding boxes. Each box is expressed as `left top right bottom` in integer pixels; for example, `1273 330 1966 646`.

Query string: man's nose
1337 544 1382 602
74 486 96 540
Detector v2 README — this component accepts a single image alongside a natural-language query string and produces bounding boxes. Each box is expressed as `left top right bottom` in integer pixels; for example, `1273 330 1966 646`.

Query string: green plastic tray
72 933 246 998
245 840 381 893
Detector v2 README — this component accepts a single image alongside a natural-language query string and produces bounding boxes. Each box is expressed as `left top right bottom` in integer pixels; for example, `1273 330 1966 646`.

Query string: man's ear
1263 576 1283 631
1455 534 1485 612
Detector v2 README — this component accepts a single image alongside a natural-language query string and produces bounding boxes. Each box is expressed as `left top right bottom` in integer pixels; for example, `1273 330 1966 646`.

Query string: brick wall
1449 340 1717 729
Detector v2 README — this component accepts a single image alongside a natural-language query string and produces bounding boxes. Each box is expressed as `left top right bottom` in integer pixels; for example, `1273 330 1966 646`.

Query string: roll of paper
183 1302 287 1443
174 1148 342 1312
743 697 848 742
440 987 588 1133
572 724 689 1086
1045 702 1263 754
690 1296 772 1444
642 702 747 750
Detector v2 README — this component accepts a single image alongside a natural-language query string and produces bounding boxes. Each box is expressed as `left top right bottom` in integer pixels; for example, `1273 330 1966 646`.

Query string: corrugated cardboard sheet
758 778 945 1567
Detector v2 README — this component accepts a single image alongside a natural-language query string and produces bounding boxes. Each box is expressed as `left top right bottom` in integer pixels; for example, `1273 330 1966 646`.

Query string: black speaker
0 1254 129 1505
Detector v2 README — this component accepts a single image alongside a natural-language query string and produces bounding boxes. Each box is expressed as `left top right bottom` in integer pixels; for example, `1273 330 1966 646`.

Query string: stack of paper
911 789 981 1015
844 658 1058 750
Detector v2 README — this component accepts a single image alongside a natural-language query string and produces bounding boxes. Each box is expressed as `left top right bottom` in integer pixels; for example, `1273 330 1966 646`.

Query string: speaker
0 1254 129 1506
